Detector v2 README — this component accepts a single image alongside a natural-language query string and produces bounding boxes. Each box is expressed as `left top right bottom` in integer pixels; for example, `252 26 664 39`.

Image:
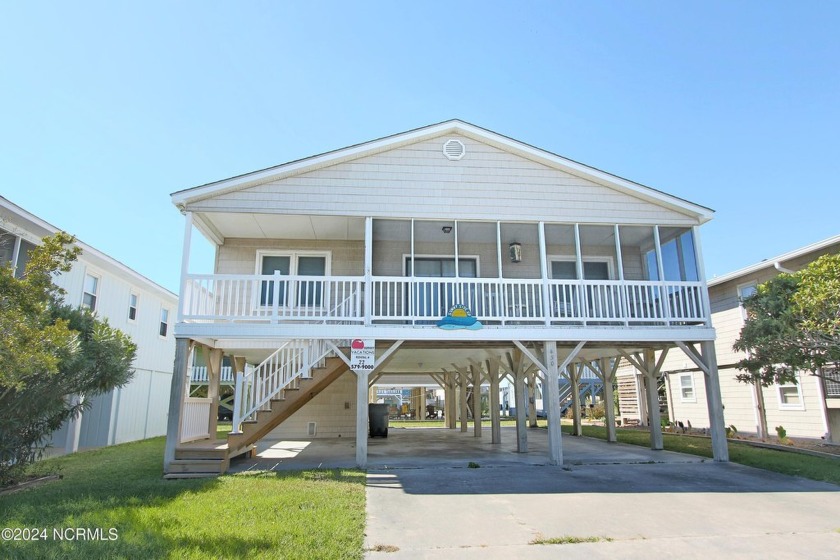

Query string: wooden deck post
471 365 482 437
544 341 562 465
488 360 501 444
459 369 468 433
571 364 582 436
206 348 224 439
514 361 528 453
601 358 618 443
164 338 191 473
701 341 729 462
644 349 664 450
528 370 538 428
355 370 369 468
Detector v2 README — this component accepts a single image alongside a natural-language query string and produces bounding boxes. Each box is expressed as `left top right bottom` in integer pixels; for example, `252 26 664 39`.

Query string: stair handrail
231 339 331 434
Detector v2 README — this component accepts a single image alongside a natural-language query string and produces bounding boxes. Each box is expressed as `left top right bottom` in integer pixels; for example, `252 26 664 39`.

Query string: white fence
181 274 708 327
180 397 212 442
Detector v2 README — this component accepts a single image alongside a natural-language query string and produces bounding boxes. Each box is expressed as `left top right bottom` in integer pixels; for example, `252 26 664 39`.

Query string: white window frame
255 250 332 309
159 307 170 338
678 372 696 403
776 373 805 410
255 250 332 276
82 271 101 312
401 254 481 277
737 281 758 321
548 256 615 280
128 292 139 322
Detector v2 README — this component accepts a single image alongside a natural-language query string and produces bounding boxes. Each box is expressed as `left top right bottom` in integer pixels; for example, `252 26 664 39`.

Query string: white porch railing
231 338 332 433
181 274 708 326
182 274 364 323
190 366 235 384
180 397 212 442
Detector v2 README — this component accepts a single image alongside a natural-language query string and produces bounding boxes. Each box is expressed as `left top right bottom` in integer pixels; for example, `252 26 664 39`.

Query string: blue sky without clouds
2 2 838 293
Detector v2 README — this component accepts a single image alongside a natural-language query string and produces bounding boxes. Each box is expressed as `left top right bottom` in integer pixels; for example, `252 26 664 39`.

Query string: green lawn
566 424 840 485
0 438 365 560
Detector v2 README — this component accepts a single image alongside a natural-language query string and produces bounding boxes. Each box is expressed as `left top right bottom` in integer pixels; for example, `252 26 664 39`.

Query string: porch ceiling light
442 226 453 234
509 242 522 263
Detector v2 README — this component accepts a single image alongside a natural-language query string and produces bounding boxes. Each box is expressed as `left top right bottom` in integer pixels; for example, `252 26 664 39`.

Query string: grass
0 437 366 560
564 424 840 485
530 535 612 545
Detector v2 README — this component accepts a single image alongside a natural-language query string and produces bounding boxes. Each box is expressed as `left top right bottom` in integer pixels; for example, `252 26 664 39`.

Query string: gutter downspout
774 261 794 274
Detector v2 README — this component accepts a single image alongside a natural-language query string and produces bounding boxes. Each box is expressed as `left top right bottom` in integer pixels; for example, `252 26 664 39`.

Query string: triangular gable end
172 120 712 226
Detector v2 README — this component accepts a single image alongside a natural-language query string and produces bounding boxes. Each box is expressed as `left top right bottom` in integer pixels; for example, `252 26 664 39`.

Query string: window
679 373 696 402
644 230 698 281
128 293 138 321
777 378 804 409
257 252 329 307
159 308 169 337
550 258 612 280
405 256 477 278
82 273 99 311
738 282 757 320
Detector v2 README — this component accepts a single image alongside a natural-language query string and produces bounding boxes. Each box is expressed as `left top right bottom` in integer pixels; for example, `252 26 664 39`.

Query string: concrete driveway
227 427 840 558
361 428 840 559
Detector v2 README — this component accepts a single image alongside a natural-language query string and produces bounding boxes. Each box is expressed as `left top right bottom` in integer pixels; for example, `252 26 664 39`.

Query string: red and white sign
350 339 375 373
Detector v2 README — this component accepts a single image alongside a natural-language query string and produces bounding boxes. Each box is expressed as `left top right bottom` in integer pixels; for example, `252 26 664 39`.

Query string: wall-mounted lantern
509 242 522 263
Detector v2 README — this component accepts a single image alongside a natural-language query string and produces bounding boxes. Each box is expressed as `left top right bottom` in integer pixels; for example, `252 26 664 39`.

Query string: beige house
654 235 839 442
163 120 727 476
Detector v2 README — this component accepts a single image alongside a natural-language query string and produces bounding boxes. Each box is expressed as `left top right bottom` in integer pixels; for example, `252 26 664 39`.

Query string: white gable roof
172 120 713 225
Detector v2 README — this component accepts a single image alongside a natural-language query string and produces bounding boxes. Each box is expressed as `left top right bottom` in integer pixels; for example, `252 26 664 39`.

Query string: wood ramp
166 356 350 478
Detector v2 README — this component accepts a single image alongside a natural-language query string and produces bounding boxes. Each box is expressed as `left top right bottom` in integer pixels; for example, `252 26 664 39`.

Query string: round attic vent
442 139 466 160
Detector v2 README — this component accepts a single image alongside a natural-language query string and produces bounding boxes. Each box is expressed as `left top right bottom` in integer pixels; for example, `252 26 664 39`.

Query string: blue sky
2 2 838 294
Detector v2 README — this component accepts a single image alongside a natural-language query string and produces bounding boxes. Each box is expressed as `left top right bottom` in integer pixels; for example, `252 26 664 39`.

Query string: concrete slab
228 426 702 472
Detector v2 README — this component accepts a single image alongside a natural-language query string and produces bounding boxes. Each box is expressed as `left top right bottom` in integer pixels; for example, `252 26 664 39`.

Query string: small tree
734 253 840 440
0 233 137 486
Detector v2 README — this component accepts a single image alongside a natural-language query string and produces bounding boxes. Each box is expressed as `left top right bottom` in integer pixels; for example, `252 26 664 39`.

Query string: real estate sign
350 339 375 373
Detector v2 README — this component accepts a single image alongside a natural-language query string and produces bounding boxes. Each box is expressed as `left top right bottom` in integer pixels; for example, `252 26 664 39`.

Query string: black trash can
368 403 389 438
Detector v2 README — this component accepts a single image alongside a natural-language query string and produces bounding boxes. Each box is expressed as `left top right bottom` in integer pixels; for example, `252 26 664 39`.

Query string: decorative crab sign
350 339 375 373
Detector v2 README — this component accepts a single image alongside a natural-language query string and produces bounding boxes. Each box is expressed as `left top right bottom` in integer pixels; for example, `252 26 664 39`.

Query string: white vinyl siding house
660 235 840 442
0 196 178 455
164 120 728 475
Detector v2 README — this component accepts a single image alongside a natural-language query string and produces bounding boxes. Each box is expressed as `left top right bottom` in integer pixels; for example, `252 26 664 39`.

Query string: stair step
164 472 221 480
175 448 227 460
168 458 228 474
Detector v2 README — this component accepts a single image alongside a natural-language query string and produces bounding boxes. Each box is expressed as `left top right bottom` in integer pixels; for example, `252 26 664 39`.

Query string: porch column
471 365 482 438
701 341 729 461
206 348 224 439
488 360 501 444
176 211 193 323
164 338 192 473
643 349 664 450
514 365 528 452
527 370 538 428
364 217 373 327
355 370 370 468
544 341 562 465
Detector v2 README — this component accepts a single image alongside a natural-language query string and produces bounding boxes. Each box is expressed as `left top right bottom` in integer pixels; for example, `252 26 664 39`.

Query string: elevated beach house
164 120 727 476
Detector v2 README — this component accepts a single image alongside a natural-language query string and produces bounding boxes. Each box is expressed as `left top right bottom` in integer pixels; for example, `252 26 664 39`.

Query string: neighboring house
0 196 178 455
164 119 727 476
656 234 840 442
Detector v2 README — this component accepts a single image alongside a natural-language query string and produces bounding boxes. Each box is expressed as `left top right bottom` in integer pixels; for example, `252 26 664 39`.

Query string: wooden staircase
167 355 350 478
